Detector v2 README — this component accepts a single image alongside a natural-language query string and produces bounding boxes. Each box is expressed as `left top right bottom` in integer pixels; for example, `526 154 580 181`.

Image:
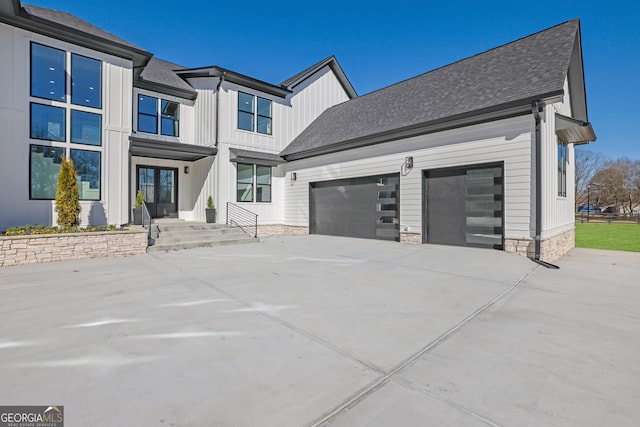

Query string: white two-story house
0 1 596 262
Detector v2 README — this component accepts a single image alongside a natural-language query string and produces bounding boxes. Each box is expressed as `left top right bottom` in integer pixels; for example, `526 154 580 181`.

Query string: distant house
0 2 596 261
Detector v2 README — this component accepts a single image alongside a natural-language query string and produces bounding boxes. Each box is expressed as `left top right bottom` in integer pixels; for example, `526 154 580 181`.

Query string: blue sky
28 0 640 160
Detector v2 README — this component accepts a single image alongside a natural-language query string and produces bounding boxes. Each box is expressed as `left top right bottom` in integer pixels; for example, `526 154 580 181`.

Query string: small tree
207 196 215 209
135 190 144 208
55 156 81 227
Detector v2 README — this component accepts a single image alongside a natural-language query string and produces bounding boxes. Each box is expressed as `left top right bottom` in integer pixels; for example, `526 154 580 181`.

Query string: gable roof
281 55 357 99
136 58 197 100
281 19 585 160
0 2 151 68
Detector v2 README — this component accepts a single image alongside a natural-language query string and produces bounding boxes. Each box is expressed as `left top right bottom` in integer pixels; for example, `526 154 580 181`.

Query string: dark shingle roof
23 4 144 51
281 19 581 159
138 58 196 96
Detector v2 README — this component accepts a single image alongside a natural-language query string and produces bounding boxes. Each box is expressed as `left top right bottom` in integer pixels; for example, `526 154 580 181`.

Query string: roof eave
134 79 197 101
177 67 292 98
282 92 563 161
0 7 151 68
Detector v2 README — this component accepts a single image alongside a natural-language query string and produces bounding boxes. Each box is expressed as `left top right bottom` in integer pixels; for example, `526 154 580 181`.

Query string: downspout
215 72 226 147
530 101 559 269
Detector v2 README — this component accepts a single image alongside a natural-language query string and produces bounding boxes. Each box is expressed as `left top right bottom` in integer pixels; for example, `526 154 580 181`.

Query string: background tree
575 149 605 209
55 156 81 227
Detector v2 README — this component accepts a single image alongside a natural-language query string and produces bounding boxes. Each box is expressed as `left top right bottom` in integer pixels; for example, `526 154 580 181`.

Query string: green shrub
55 156 81 227
207 196 215 209
135 190 144 208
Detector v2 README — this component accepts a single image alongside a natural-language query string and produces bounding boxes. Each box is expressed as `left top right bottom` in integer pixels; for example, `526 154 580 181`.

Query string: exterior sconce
405 156 413 169
291 172 297 181
184 166 190 174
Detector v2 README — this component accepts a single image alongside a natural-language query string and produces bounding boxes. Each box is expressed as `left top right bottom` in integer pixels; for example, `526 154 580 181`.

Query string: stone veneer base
0 228 148 267
257 225 309 238
504 227 575 262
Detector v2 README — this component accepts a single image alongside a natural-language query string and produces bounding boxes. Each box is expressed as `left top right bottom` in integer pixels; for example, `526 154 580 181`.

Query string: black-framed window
238 92 254 132
71 54 102 108
30 103 65 142
236 163 272 203
71 110 101 146
71 149 101 201
138 95 158 133
558 139 567 197
237 163 254 202
30 43 66 102
161 100 179 136
29 145 64 200
256 165 272 202
257 97 272 135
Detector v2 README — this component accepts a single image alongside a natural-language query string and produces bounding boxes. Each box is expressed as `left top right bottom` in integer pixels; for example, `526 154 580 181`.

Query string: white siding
0 23 133 228
540 77 576 238
283 116 534 239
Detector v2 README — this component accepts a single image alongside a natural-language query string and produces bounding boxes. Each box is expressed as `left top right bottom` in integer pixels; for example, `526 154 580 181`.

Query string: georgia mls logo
0 405 64 427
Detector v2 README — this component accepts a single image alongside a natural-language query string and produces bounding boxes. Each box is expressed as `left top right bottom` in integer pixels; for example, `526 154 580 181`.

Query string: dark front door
137 166 178 218
424 163 504 249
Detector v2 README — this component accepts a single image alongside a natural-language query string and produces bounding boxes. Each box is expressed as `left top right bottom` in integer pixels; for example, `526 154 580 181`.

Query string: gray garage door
424 163 504 249
310 174 399 241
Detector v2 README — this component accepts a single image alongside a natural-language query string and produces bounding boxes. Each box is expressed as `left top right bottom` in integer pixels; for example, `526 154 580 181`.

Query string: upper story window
138 95 180 136
238 92 272 135
30 43 102 108
29 42 103 201
558 139 567 197
31 43 66 102
71 54 102 108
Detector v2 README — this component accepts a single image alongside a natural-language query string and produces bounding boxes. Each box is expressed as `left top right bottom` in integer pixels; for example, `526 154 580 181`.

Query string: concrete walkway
0 236 638 426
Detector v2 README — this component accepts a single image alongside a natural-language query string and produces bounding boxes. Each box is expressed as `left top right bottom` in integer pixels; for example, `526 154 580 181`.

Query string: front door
137 166 178 218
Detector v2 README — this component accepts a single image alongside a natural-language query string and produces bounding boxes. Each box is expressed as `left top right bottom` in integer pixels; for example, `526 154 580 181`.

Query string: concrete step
148 222 258 252
153 222 228 232
155 227 245 240
148 235 258 252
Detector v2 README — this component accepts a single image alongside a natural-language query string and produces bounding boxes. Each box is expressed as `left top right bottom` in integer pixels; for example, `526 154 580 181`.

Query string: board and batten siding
283 115 535 240
540 77 576 238
0 22 133 228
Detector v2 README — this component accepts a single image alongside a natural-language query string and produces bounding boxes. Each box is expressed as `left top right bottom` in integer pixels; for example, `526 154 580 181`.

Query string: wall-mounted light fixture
405 156 414 169
184 166 190 174
291 172 297 181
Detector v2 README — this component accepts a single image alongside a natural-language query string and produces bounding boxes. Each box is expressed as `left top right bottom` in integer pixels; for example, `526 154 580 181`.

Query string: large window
71 110 101 146
236 163 272 203
30 103 65 141
30 43 65 102
238 92 272 135
71 54 102 108
71 149 101 200
138 95 179 136
558 139 567 197
30 145 64 200
29 42 103 201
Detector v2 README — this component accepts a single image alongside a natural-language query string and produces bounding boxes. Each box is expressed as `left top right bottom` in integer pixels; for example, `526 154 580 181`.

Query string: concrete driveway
1 236 638 426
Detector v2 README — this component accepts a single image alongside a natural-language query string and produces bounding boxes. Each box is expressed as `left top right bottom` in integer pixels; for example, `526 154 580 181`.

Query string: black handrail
142 201 152 240
226 202 258 238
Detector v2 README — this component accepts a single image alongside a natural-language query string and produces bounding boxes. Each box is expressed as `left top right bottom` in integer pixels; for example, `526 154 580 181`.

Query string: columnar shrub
55 156 81 227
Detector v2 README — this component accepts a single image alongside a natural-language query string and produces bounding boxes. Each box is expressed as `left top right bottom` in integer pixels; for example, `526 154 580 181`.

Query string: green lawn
575 222 640 252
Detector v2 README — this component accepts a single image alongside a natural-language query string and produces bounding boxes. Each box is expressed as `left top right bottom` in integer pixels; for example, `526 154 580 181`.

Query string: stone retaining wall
0 228 148 267
258 225 309 238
